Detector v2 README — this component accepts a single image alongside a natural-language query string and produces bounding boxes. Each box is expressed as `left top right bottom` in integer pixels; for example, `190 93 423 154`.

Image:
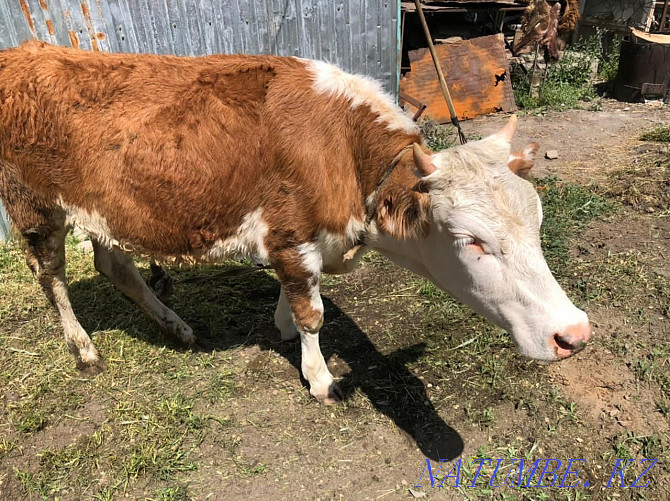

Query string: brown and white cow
0 42 590 404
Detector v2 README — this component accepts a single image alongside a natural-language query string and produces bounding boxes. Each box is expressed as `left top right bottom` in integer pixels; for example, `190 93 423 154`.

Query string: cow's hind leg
148 262 175 305
274 286 299 341
24 224 104 373
91 240 194 346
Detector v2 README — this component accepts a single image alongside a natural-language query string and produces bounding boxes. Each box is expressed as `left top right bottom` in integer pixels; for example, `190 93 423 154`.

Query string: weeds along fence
0 0 401 240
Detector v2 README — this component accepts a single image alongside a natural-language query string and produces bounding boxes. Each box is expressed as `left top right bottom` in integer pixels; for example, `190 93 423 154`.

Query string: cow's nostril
551 322 591 359
554 333 575 352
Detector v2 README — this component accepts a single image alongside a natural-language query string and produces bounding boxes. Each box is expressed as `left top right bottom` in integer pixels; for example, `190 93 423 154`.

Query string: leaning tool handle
413 0 467 144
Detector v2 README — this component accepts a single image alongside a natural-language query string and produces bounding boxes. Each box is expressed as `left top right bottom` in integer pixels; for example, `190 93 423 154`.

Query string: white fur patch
296 242 324 313
316 218 366 272
306 59 418 134
205 208 269 262
57 197 119 249
297 242 323 275
300 330 335 400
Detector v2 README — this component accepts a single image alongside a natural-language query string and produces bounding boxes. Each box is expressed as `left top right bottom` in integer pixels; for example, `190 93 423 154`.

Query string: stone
545 150 559 160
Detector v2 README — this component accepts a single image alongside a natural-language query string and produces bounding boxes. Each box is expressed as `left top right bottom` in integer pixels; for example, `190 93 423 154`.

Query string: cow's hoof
77 358 106 375
149 264 175 303
178 325 196 348
162 321 195 347
311 382 344 405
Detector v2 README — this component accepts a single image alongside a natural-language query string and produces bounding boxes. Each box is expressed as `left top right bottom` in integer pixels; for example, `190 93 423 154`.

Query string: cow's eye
454 237 485 253
454 237 476 248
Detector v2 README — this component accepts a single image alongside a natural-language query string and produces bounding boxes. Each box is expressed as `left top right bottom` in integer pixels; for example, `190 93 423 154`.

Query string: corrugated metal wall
0 203 9 241
0 0 400 240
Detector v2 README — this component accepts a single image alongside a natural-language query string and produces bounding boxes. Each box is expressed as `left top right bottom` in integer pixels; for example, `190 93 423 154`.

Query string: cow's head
376 116 590 361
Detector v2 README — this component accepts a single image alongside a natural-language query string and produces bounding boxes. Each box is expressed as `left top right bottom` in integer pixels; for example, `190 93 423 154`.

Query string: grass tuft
640 126 670 143
536 176 613 274
602 144 670 211
513 31 621 112
418 118 457 151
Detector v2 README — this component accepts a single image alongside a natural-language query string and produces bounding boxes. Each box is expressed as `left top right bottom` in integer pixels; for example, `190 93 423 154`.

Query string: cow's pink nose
551 323 591 359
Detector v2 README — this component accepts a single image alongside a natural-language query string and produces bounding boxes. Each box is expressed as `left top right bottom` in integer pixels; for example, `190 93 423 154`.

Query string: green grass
0 244 246 498
418 118 457 151
535 176 613 275
640 126 670 143
514 78 597 112
513 32 620 112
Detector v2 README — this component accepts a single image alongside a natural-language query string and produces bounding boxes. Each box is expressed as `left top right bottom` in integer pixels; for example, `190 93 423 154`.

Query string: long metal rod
413 0 467 143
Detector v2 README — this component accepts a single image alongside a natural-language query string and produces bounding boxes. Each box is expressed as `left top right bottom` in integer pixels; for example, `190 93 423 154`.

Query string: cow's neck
354 125 421 205
354 124 435 277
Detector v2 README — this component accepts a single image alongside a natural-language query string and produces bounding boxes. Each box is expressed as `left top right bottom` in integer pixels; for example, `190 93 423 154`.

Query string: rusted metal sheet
399 34 517 122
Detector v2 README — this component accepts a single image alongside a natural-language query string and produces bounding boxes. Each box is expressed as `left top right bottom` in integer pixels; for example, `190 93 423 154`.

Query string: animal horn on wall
514 0 580 57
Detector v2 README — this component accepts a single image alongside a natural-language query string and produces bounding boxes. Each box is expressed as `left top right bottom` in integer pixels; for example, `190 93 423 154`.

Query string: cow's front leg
272 246 343 404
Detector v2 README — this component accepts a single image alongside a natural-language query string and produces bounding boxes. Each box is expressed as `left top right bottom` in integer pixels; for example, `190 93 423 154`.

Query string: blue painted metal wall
0 203 9 241
0 0 401 240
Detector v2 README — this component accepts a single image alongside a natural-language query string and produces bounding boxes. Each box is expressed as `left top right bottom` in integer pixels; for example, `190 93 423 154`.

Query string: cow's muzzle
551 322 591 359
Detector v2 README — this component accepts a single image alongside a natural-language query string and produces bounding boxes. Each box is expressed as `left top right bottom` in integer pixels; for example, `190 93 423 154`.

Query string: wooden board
631 27 670 44
400 34 517 122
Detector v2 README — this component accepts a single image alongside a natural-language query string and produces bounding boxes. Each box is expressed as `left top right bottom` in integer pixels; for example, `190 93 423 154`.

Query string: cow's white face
376 117 590 361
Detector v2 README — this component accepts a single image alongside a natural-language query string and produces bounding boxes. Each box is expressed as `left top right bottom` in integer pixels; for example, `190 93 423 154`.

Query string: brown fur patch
377 177 431 240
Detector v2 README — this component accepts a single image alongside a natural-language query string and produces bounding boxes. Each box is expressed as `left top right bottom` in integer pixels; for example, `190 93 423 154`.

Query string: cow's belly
58 196 269 263
59 190 366 273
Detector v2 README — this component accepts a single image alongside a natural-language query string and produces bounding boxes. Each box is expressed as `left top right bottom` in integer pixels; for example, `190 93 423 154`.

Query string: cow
0 42 590 404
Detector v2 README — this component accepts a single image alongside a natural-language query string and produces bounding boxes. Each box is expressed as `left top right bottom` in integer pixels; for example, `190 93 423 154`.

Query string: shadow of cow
69 263 464 462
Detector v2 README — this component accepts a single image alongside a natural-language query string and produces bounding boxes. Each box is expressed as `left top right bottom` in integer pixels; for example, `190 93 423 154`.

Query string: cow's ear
412 143 436 177
377 189 431 239
508 142 539 179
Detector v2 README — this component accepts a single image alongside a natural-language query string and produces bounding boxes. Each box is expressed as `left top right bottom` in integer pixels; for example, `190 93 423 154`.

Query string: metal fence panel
0 203 8 241
0 0 398 86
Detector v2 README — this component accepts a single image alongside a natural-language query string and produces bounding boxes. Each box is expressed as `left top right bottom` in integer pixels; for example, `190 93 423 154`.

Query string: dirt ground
470 100 669 181
0 100 668 501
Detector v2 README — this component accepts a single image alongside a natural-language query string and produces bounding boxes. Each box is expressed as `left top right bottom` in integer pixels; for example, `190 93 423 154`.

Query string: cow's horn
497 114 518 141
413 143 436 177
